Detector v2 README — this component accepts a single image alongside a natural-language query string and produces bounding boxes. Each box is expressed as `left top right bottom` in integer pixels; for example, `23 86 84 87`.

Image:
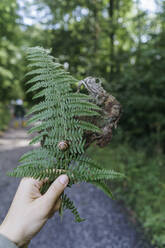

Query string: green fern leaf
91 181 114 199
8 46 123 223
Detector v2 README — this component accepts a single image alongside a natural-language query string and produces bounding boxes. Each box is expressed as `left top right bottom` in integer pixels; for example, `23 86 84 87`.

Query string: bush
88 144 165 247
0 103 10 131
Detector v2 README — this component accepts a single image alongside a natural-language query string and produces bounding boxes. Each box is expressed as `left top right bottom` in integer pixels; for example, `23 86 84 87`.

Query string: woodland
0 0 165 246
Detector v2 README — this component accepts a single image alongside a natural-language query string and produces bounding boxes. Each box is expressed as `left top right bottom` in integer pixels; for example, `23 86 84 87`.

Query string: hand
0 175 69 247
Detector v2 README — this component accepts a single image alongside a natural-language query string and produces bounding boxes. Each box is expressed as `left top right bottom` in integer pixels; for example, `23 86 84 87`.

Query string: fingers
13 178 40 202
17 178 46 200
48 198 62 219
54 198 62 212
40 175 69 210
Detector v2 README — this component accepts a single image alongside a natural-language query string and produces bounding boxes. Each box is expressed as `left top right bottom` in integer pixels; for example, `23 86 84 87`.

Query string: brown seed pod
58 140 69 151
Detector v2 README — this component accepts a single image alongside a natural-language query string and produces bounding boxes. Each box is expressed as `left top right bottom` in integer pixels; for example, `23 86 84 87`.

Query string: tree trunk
93 0 99 53
109 0 115 79
136 0 142 64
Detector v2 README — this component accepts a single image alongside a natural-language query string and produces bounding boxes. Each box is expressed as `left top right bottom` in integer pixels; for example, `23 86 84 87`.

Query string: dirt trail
0 127 152 248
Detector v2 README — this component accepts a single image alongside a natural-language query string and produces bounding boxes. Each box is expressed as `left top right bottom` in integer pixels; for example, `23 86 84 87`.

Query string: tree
0 0 25 102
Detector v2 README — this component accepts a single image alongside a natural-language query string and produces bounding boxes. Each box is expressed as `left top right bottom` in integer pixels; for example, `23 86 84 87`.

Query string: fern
8 47 124 222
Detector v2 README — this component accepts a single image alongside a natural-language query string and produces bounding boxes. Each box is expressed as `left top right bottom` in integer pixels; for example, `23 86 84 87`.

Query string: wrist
0 223 29 247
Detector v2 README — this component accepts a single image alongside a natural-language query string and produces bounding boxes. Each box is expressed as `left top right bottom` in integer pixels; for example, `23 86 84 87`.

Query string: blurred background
0 0 165 247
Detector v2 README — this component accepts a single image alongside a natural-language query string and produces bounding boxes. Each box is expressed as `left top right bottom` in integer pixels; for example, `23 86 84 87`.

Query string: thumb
41 175 69 207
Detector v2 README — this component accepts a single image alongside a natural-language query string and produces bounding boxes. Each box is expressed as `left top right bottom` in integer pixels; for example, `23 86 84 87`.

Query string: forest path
0 127 152 248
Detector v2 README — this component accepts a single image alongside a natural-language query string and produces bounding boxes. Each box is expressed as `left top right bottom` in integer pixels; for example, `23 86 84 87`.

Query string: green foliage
8 47 123 222
88 144 165 247
38 0 133 79
60 194 85 223
1 0 164 242
111 41 165 152
0 103 11 131
0 0 25 102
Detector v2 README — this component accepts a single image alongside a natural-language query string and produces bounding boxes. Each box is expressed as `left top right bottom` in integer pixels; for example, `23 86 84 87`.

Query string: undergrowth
88 144 165 247
0 103 10 131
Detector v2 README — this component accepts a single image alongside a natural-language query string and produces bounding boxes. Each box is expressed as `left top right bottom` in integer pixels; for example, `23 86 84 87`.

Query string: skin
0 175 69 247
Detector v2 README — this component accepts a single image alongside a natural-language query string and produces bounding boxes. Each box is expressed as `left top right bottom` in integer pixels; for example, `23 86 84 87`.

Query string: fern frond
76 120 102 133
69 101 102 111
66 92 92 100
69 164 124 183
26 67 61 76
32 88 48 99
19 148 53 162
8 46 123 223
91 181 114 199
26 71 70 85
28 124 45 134
29 132 48 145
26 109 53 125
61 194 85 223
71 109 100 117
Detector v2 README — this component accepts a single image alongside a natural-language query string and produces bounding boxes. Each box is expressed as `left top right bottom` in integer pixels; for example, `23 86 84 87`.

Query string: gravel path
0 127 152 248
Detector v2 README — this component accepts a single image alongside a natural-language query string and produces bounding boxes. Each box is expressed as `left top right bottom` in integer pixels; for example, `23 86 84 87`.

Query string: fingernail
59 175 69 186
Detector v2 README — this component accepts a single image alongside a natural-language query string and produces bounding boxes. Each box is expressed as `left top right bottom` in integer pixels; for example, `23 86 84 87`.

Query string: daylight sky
18 0 157 26
140 0 157 12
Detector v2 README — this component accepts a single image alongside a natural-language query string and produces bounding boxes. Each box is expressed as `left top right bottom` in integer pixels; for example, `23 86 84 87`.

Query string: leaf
91 181 114 199
7 46 123 223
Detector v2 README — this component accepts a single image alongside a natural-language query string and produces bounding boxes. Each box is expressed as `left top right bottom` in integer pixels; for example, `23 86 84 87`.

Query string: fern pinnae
92 181 114 199
61 194 85 223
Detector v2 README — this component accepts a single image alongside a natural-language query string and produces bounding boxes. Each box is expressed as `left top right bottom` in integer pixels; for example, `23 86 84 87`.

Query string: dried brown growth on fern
77 77 121 148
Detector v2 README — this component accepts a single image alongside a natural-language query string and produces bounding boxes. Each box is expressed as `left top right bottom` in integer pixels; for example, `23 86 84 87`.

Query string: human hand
0 175 69 247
